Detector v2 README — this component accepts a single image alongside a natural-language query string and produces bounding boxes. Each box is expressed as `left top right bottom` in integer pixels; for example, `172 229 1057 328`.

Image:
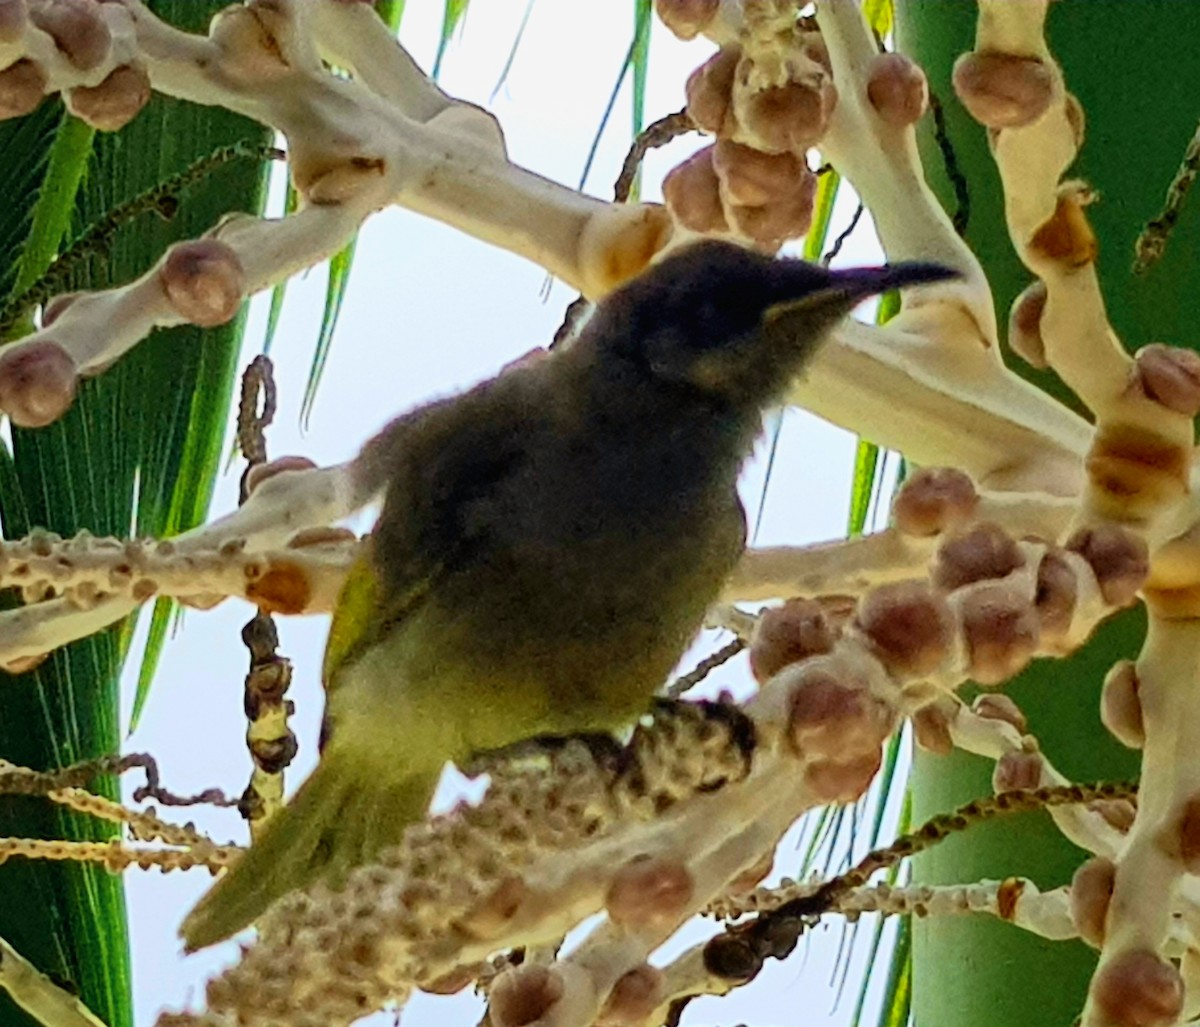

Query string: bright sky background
118 3 906 1025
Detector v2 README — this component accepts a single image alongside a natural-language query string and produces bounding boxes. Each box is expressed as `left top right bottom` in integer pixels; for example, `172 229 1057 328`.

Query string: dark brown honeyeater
181 240 954 950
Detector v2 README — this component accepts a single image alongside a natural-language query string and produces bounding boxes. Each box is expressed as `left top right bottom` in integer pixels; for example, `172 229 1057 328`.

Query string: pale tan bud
597 965 665 1026
490 964 564 1027
686 46 739 134
1070 857 1115 948
244 455 318 495
0 0 27 44
1035 549 1077 646
784 664 895 762
1100 660 1143 749
737 75 837 154
933 522 1023 592
654 0 717 41
1135 343 1200 416
67 65 151 132
1066 524 1148 608
1179 798 1200 875
960 583 1039 686
993 750 1041 792
1008 280 1048 369
30 0 111 71
951 52 1053 129
1090 950 1183 1027
857 580 954 678
749 597 834 684
0 339 78 427
0 58 47 120
606 855 694 930
160 240 245 327
891 467 978 537
1065 91 1086 148
727 188 815 249
663 145 728 234
713 139 808 208
804 751 882 803
1030 189 1097 268
866 53 928 127
911 704 953 755
972 693 1027 734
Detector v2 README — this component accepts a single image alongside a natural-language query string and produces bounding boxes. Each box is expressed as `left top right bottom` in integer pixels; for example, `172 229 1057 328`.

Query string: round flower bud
736 75 837 154
490 964 564 1027
41 291 81 327
993 750 1041 792
30 0 111 71
857 580 954 679
0 339 78 427
713 139 808 208
959 582 1039 686
1070 856 1115 949
160 240 246 327
598 965 665 1026
1090 950 1183 1027
1135 343 1200 417
0 0 26 44
0 58 47 120
67 65 151 132
1066 524 1149 608
971 693 1027 734
606 855 694 930
1008 280 1048 369
1035 548 1077 650
654 0 718 41
866 53 928 127
933 522 1023 592
891 467 978 537
1090 799 1136 834
911 703 953 755
951 51 1053 129
727 188 816 249
749 597 835 684
1100 660 1143 749
686 46 739 134
783 663 895 763
804 751 882 803
663 145 728 234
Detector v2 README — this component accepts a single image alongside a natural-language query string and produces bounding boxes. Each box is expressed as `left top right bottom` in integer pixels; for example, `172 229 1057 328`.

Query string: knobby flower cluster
0 0 1195 1025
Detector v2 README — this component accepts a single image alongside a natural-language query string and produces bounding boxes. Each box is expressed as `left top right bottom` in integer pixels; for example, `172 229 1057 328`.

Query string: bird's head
592 240 957 410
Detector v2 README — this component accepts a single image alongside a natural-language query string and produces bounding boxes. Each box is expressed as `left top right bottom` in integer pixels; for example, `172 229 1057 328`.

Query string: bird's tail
180 749 440 951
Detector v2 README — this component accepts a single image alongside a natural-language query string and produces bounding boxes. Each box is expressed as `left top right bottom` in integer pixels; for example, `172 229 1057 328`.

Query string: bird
181 240 955 950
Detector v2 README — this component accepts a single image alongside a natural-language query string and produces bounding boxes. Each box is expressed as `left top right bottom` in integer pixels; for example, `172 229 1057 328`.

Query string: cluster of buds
658 0 928 249
0 0 151 129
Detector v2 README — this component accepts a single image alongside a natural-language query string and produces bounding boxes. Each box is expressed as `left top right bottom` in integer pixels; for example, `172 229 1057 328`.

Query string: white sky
119 3 906 1025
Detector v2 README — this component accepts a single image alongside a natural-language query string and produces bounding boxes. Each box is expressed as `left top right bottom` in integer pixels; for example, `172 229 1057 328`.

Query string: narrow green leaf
301 236 359 427
578 34 638 191
803 168 841 262
628 0 653 200
873 915 912 1027
847 442 880 537
490 0 537 102
375 0 406 30
862 0 894 40
432 0 471 79
4 114 94 336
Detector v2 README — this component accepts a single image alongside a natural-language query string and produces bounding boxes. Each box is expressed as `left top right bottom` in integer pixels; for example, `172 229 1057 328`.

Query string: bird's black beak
765 260 960 324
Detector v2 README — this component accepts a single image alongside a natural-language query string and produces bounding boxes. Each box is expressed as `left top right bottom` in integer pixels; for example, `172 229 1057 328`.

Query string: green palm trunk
895 2 1200 1024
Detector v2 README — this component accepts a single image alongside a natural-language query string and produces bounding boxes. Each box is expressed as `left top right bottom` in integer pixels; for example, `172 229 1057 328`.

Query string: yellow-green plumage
181 242 955 951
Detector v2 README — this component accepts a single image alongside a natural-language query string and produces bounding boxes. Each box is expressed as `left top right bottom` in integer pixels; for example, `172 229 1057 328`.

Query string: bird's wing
322 366 546 691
